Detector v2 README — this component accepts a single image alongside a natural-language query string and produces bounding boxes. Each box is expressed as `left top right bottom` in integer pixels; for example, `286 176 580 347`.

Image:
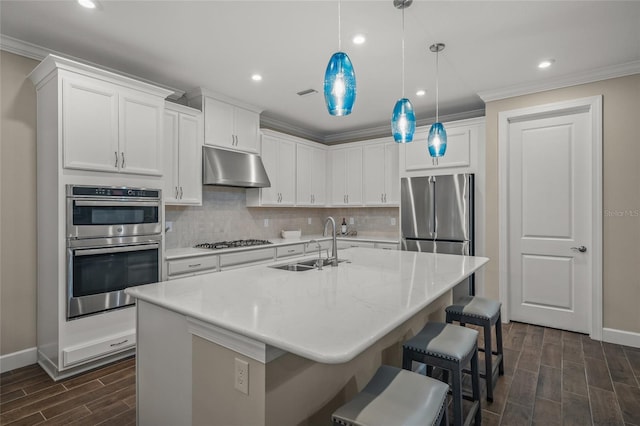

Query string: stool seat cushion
403 322 478 362
332 365 448 426
446 296 501 322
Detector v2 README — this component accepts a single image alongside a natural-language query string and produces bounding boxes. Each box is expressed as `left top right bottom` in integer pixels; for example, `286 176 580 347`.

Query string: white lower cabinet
167 255 218 277
62 331 135 367
164 102 203 205
219 248 275 270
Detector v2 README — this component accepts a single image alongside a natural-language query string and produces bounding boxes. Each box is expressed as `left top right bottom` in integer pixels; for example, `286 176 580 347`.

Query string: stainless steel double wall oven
66 185 162 319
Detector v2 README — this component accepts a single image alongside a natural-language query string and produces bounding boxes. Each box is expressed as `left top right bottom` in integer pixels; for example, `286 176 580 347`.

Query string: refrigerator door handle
430 176 437 238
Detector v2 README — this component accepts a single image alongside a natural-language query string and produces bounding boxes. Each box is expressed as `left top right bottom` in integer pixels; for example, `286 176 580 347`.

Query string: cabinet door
345 146 363 205
119 90 164 176
363 144 386 205
177 113 202 205
384 143 400 204
310 147 327 206
163 110 180 203
233 107 259 153
62 76 119 172
296 144 313 205
330 149 347 205
203 97 234 149
259 135 280 204
276 138 296 205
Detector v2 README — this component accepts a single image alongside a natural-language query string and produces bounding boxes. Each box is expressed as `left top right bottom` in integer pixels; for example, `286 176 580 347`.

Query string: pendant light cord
338 0 342 51
435 48 439 122
401 5 405 97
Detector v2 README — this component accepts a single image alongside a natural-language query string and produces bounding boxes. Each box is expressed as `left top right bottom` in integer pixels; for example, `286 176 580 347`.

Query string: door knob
570 245 587 253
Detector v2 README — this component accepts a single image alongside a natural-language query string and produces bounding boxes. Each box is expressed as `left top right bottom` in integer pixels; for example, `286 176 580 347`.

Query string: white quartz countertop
164 234 400 260
128 248 488 364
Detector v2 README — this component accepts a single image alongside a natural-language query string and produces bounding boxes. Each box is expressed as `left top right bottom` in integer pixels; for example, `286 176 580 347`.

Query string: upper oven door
67 198 161 239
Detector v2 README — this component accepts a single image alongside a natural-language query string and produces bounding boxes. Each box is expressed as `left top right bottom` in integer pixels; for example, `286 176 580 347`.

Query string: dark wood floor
1 323 640 425
0 357 135 425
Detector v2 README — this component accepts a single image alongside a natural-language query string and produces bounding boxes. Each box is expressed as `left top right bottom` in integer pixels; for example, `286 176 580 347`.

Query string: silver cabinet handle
188 263 202 268
121 152 125 168
571 246 587 253
110 339 129 347
311 194 313 203
179 186 183 199
344 195 347 203
175 187 179 199
114 151 118 168
381 194 384 202
384 193 387 203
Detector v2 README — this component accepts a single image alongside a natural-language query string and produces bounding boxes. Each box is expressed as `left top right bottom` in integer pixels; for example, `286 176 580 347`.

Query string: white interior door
507 109 592 333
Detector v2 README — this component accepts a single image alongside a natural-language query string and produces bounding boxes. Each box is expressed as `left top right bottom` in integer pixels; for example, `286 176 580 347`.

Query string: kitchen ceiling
1 1 639 143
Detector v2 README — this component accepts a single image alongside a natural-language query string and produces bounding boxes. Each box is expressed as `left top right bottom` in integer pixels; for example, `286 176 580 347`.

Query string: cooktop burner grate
194 239 273 250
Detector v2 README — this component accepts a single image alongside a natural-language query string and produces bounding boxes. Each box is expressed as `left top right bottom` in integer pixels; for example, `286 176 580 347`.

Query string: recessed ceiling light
77 0 96 9
352 34 366 45
538 59 555 69
416 89 426 96
251 74 262 82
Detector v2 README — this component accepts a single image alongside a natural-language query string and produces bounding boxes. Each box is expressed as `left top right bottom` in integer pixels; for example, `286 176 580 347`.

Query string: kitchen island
127 247 489 425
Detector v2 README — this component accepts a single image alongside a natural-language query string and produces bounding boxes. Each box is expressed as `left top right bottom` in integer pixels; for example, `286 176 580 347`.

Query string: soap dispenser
341 218 347 235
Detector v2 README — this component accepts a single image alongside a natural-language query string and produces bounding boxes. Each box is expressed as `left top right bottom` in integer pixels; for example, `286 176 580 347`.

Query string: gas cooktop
194 239 273 250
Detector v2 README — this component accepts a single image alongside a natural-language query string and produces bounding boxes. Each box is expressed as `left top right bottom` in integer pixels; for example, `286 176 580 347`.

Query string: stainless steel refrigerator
401 174 475 298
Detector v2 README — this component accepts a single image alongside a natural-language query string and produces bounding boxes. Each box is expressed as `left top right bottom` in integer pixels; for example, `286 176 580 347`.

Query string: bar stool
446 295 504 402
331 365 449 426
402 322 481 426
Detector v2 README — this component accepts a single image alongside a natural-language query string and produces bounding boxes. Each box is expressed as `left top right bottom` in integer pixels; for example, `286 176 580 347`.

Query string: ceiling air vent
297 89 318 97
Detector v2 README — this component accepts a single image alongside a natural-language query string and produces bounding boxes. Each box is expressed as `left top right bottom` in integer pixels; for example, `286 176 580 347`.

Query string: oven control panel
69 185 160 199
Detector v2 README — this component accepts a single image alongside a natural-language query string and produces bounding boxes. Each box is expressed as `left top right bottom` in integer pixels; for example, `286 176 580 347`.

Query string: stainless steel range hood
202 146 271 188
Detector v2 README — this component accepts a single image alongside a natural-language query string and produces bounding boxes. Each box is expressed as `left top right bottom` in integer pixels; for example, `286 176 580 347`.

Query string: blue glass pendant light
324 0 356 116
391 0 415 143
427 43 447 163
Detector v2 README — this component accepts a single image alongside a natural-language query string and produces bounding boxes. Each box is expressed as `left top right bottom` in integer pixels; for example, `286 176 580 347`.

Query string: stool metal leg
483 321 494 402
451 364 463 426
471 347 482 426
496 314 505 376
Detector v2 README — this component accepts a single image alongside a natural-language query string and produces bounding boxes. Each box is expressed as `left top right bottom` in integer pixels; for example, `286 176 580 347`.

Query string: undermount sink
270 258 348 272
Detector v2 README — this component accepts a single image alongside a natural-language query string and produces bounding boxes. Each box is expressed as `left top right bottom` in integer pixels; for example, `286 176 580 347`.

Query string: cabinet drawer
337 241 375 249
374 242 399 250
168 256 218 276
219 248 274 268
63 331 135 367
276 244 305 258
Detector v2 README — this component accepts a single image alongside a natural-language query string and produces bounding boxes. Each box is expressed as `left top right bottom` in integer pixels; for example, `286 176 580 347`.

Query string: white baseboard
602 327 640 349
0 347 38 373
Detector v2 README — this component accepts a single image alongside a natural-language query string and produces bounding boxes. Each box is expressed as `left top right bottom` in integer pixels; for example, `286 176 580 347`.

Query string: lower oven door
67 236 161 320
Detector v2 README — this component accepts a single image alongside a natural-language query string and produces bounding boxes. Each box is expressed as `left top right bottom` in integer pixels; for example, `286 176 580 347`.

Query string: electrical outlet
165 221 173 233
349 217 354 225
235 358 249 395
308 217 312 225
263 218 269 227
390 217 397 226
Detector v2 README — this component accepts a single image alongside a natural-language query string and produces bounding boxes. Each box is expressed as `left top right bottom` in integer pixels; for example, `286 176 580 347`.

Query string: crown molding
0 34 185 100
478 60 640 102
262 108 486 145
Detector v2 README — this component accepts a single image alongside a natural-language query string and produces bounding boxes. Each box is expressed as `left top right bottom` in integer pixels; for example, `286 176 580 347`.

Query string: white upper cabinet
363 139 399 206
164 103 203 205
296 143 326 206
399 117 485 176
186 88 261 154
62 74 165 176
246 131 296 206
330 146 363 206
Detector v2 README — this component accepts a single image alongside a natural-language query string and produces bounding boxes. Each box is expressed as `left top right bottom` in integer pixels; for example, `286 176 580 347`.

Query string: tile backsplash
164 186 400 249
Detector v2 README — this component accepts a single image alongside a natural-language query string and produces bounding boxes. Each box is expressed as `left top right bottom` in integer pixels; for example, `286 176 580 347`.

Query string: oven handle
73 200 160 207
73 243 159 257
